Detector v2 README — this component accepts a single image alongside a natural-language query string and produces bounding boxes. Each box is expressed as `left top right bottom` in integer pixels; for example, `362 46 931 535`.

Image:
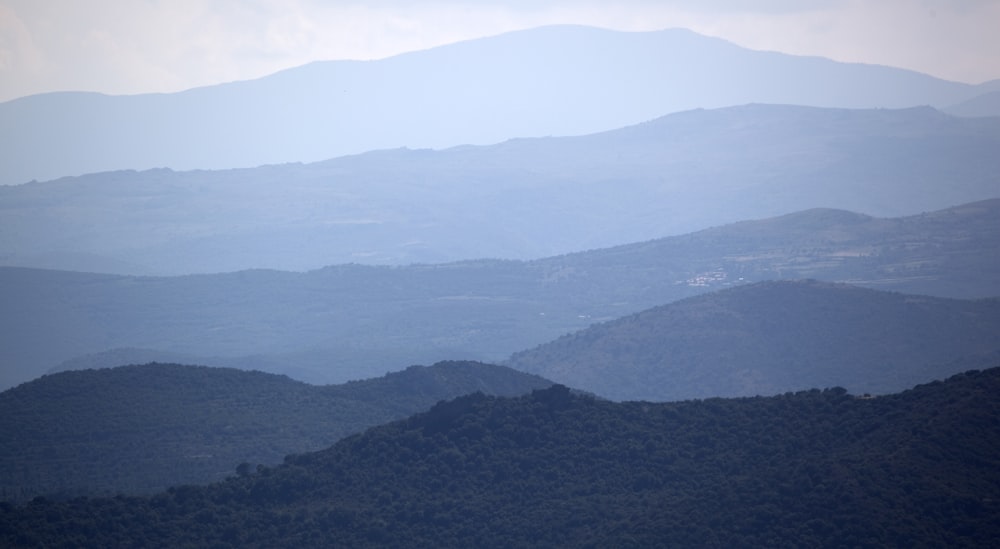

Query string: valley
3 20 1000 546
2 199 998 391
3 104 999 275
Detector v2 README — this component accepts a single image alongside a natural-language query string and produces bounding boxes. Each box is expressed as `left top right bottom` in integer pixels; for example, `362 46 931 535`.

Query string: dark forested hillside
3 199 999 391
507 280 1000 402
3 368 998 547
0 361 551 501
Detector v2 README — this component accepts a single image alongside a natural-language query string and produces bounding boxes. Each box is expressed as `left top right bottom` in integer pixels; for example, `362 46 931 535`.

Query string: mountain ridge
0 360 552 500
2 198 998 391
506 279 1000 401
4 367 999 546
3 103 999 275
2 25 994 186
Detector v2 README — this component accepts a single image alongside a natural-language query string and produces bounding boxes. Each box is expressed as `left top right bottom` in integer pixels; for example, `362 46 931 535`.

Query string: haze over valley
3 15 1000 546
3 103 999 275
2 198 998 391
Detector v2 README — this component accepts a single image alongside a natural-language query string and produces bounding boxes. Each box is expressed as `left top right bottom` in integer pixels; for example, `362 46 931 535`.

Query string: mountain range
3 103 999 274
507 279 1000 401
4 369 999 547
3 199 998 391
8 280 994 500
0 361 551 501
4 22 999 547
3 25 999 187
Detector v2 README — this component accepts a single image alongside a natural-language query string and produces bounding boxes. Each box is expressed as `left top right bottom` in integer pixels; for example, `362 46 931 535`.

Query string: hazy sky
2 0 998 103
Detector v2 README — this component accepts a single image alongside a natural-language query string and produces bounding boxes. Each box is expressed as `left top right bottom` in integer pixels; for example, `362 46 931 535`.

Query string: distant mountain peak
1 25 988 185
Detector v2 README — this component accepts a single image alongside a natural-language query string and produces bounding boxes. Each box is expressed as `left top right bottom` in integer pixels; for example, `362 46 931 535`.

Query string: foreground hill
507 280 1000 401
3 369 998 547
3 199 999 390
0 361 551 501
3 104 1000 274
2 25 994 187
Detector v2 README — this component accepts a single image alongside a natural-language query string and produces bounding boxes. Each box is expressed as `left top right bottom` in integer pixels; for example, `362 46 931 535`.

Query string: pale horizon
2 0 999 103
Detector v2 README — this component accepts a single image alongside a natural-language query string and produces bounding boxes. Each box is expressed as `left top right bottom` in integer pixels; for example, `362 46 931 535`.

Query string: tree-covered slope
507 280 1000 401
3 368 999 547
0 361 551 501
3 199 999 391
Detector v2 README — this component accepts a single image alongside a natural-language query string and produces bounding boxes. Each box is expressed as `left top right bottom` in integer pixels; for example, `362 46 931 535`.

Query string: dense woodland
507 279 1000 401
3 368 998 547
0 361 551 501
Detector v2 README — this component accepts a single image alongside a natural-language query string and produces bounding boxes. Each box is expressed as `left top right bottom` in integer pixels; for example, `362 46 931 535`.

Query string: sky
1 0 999 103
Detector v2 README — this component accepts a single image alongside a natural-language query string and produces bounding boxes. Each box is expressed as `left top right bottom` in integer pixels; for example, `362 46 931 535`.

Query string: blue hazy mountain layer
2 104 999 275
1 199 998 391
1 25 994 186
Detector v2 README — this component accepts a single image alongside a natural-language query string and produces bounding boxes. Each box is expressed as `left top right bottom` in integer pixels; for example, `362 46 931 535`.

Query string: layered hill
946 89 1000 117
3 199 999 391
3 104 1000 274
0 361 551 501
3 369 999 546
507 280 1000 401
3 25 995 187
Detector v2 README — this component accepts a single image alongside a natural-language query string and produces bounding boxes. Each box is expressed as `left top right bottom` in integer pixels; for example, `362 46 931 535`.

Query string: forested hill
5 199 1000 392
506 280 1000 402
0 361 551 501
4 369 999 547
